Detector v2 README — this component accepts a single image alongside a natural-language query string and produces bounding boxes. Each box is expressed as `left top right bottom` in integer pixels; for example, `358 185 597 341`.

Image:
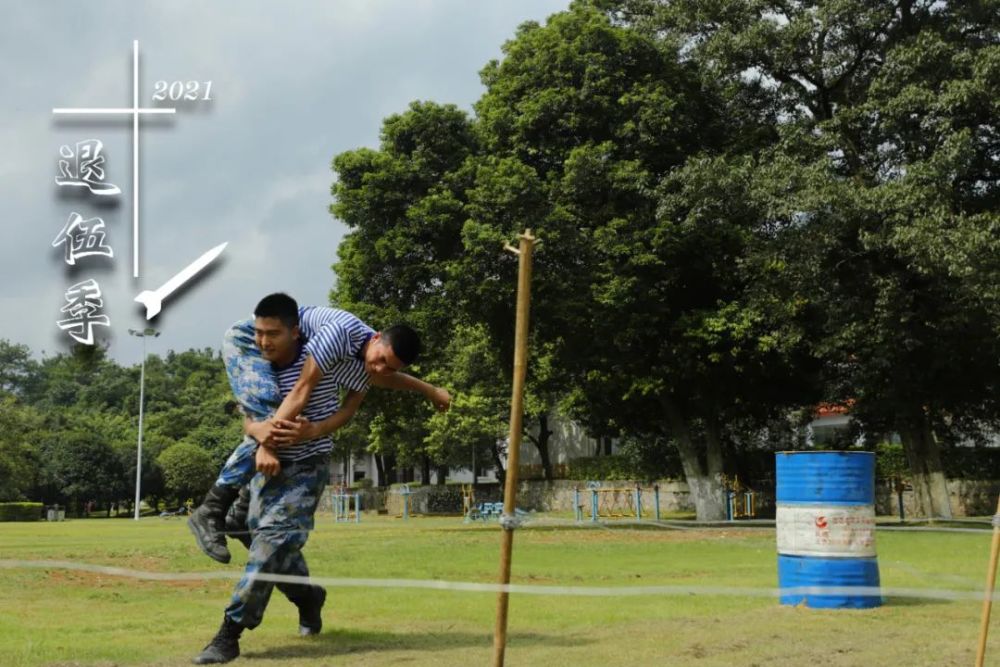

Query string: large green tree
615 0 1000 517
328 4 809 518
331 100 480 479
158 442 216 506
0 341 38 398
425 324 512 485
0 397 44 502
39 409 129 515
6 341 240 512
469 3 813 518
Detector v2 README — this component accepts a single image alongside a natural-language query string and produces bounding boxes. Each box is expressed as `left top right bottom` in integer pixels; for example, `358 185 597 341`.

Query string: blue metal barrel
775 451 881 609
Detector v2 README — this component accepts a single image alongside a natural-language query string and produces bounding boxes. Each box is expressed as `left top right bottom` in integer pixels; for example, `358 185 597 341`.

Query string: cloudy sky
0 1 569 364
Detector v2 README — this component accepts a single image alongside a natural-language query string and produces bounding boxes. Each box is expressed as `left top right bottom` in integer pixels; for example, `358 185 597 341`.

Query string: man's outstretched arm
370 371 451 411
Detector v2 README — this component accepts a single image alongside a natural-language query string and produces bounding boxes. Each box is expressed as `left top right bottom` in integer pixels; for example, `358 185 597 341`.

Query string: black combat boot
187 484 241 564
296 586 327 636
192 616 243 664
224 486 252 550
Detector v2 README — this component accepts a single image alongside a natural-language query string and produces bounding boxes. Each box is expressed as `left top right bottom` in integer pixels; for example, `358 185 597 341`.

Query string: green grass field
0 513 996 666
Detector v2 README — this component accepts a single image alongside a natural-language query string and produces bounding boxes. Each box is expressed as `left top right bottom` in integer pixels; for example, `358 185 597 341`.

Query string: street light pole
128 328 159 520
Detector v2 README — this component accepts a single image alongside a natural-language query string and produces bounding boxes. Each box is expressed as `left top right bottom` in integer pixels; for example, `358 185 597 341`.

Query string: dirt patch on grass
46 566 213 590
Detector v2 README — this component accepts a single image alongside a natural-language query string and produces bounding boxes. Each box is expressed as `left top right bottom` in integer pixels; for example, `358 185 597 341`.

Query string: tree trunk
385 454 399 485
436 465 448 485
531 413 554 481
899 426 929 516
703 415 726 486
375 455 386 487
664 399 726 521
899 415 952 519
920 419 952 519
491 441 506 488
421 455 431 485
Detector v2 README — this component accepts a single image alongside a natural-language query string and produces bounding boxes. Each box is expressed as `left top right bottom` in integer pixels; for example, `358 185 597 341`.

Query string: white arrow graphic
134 242 227 320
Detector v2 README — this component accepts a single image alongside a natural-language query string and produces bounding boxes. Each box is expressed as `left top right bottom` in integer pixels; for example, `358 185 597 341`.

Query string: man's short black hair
254 293 299 329
383 324 421 366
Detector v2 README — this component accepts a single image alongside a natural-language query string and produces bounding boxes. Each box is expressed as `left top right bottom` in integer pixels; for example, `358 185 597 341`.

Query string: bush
567 455 639 481
157 443 216 503
0 502 43 522
940 447 1000 480
426 486 464 513
616 438 686 480
875 442 908 479
873 443 1000 480
567 442 1000 487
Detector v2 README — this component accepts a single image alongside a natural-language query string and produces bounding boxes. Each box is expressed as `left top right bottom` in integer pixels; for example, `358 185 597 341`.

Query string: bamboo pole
975 494 1000 667
492 229 536 667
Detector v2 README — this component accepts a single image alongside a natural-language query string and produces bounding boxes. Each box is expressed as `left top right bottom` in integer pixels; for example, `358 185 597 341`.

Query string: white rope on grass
0 558 997 603
44 517 996 539
518 516 997 535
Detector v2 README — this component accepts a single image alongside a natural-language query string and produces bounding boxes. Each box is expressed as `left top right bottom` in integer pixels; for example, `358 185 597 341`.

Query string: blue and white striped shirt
273 306 374 462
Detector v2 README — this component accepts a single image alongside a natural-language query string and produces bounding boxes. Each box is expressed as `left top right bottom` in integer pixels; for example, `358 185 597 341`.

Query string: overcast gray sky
0 1 569 364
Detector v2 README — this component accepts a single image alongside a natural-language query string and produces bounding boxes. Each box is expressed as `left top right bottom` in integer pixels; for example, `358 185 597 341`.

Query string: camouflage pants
215 319 280 489
222 318 281 422
224 454 329 629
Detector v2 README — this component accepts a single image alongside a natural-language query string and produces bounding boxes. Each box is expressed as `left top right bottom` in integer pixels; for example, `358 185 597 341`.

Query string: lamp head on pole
128 328 160 338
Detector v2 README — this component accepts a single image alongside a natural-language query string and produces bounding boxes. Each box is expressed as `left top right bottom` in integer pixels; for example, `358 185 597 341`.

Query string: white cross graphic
52 40 176 278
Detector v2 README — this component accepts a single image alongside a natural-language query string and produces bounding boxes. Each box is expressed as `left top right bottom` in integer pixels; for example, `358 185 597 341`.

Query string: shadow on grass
245 627 591 660
882 596 952 607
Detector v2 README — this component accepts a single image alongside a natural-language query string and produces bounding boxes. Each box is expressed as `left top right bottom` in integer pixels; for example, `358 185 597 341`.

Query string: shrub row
567 445 1000 484
0 502 43 522
567 455 678 481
